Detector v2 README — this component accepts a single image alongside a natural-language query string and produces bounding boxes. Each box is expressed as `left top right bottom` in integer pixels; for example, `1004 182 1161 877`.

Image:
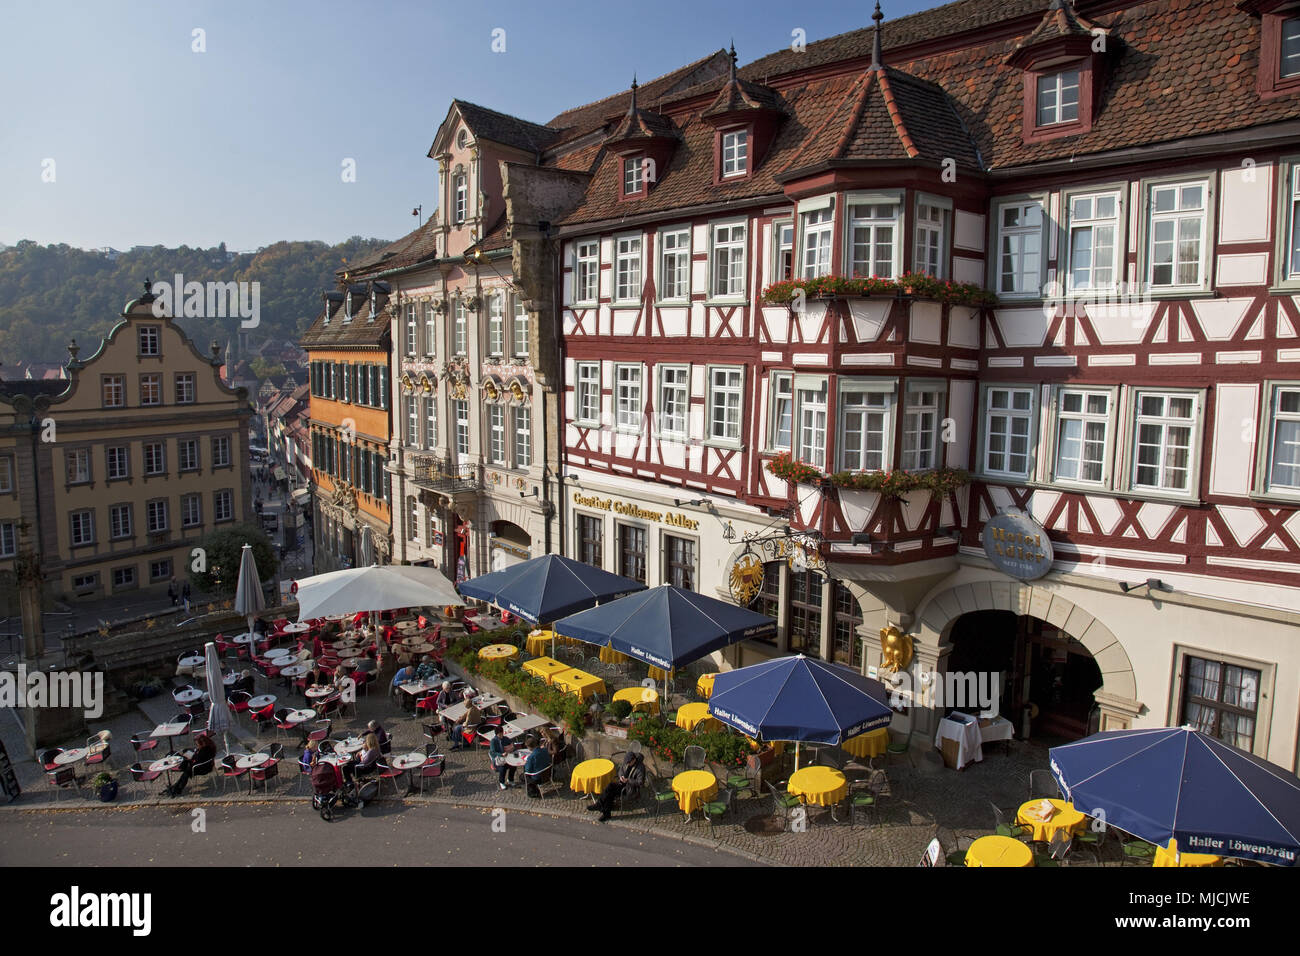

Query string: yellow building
36 288 253 600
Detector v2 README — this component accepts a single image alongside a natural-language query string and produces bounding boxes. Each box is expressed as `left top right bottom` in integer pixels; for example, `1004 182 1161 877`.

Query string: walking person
167 578 178 607
181 580 192 615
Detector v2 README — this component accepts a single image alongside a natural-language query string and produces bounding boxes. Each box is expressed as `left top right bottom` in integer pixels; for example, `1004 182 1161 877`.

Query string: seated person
230 670 256 696
414 655 440 681
545 727 567 765
300 738 322 772
353 733 382 783
450 691 481 751
587 751 645 821
365 720 390 752
488 726 516 790
166 733 217 797
390 665 413 696
523 736 552 798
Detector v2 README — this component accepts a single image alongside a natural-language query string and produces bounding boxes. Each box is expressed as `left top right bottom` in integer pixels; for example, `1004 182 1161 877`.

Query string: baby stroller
310 761 377 821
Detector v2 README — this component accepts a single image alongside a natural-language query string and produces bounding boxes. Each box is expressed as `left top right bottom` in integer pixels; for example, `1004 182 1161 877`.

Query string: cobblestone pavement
1 665 1127 867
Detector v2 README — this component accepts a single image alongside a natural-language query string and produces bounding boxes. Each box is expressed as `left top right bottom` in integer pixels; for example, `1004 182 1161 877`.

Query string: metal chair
1074 823 1108 865
648 777 680 818
417 757 445 794
524 765 558 798
767 780 801 826
683 745 706 771
938 828 973 866
1035 828 1073 866
1029 768 1061 800
1119 833 1158 866
848 779 879 828
702 788 734 828
992 801 1033 841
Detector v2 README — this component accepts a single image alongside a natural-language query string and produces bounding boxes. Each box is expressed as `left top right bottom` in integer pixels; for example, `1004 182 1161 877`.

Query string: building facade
537 0 1300 770
301 285 394 570
16 292 253 601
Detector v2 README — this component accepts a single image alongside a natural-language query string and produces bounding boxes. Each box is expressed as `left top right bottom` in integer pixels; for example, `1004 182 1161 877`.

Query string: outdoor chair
249 704 275 734
683 745 706 771
1074 824 1108 865
648 778 679 819
702 788 734 828
1034 829 1073 867
129 762 164 793
725 764 756 800
129 733 158 756
848 779 879 828
249 759 280 793
418 758 445 794
938 828 973 866
1029 768 1061 800
46 765 81 800
84 731 112 768
218 755 248 793
1119 834 1157 866
991 801 1033 841
377 761 405 795
524 765 558 798
767 781 802 826
39 748 64 772
191 755 216 793
227 691 253 721
307 720 332 744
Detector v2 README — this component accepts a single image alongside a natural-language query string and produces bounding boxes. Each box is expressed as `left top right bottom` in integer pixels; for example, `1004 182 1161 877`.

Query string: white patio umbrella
292 564 464 621
202 641 234 754
233 542 266 644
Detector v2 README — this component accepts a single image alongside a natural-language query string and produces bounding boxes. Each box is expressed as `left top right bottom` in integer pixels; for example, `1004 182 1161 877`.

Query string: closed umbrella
1050 726 1300 865
202 641 234 754
233 542 266 646
708 655 893 770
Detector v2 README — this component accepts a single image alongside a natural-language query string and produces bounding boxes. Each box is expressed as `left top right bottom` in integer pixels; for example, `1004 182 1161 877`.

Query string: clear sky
0 0 936 251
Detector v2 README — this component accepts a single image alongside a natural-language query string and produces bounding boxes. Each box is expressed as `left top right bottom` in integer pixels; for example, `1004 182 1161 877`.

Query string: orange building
300 283 392 569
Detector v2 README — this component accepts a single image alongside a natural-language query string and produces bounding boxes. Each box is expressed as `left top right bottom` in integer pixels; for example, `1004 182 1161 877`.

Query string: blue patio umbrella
707 655 893 769
555 585 776 685
1050 727 1300 866
458 554 645 626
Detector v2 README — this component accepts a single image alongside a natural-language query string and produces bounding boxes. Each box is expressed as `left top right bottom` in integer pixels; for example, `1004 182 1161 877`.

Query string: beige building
36 288 253 600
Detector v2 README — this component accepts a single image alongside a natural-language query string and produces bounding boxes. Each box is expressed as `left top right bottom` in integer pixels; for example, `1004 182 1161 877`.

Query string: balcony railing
409 455 481 493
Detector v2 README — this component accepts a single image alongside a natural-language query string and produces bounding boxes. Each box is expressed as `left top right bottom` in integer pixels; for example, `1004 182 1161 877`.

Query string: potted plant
133 676 164 699
603 699 633 738
91 771 118 802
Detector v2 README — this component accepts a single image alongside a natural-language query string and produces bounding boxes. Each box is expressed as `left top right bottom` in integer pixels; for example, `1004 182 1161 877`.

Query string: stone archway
914 578 1142 735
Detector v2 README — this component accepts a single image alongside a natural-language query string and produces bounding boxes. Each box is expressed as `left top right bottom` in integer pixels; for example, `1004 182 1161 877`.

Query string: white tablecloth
934 715 983 769
980 715 1015 744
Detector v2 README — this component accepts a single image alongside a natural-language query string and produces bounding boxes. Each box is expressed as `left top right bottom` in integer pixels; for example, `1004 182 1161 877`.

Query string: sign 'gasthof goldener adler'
983 511 1053 581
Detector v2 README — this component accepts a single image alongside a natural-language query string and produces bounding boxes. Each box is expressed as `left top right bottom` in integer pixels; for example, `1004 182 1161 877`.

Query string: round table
334 737 365 755
675 702 721 733
231 633 256 645
568 758 616 795
525 632 554 656
965 835 1035 868
282 622 310 633
787 766 849 807
335 648 362 660
319 754 351 767
671 770 718 815
280 664 310 678
841 727 891 759
479 644 519 662
599 645 629 665
401 634 429 646
53 747 90 766
406 643 434 655
178 654 205 669
222 673 238 686
1153 840 1224 868
285 709 317 725
612 686 659 715
696 673 716 698
332 640 360 651
1016 798 1087 844
150 755 185 774
235 753 272 770
305 685 334 699
248 694 277 711
391 752 427 772
394 621 420 631
174 688 204 704
265 648 296 661
504 752 527 768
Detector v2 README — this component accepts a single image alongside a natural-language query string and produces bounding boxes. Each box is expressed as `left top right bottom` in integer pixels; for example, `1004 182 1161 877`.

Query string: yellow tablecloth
696 673 716 698
1153 840 1224 868
522 657 570 684
599 645 629 665
787 766 848 807
613 686 659 714
841 727 890 759
569 758 615 795
553 669 606 701
648 665 675 683
965 835 1035 868
478 644 518 662
672 770 718 814
676 701 722 733
525 632 554 656
1016 798 1087 843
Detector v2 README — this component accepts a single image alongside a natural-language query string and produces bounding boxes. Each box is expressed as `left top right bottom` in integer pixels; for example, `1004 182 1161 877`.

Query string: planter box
603 722 628 739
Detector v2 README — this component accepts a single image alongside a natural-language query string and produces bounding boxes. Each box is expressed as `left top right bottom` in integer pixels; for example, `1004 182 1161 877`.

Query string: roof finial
729 40 737 81
871 2 884 71
630 74 638 112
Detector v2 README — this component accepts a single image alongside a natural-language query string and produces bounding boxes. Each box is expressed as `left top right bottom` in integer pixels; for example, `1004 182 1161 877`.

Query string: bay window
576 362 601 425
1265 384 1300 494
513 297 529 358
838 388 890 472
913 197 950 278
575 240 599 302
487 293 504 357
770 373 793 451
797 380 829 468
774 221 794 283
515 405 531 468
489 405 506 465
800 206 834 278
453 300 467 356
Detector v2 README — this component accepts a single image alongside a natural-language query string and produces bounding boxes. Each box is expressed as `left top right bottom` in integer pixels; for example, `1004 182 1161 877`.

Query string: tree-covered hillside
0 237 390 367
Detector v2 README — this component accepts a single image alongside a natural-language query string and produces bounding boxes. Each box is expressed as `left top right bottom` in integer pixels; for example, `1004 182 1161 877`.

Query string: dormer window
623 156 645 198
721 129 749 178
344 293 352 322
454 174 468 224
1254 2 1300 99
1036 68 1080 126
1285 17 1300 74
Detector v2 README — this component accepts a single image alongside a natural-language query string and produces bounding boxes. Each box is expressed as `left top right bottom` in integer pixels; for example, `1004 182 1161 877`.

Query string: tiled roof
343 219 439 278
1008 0 1100 61
299 287 392 350
453 100 560 154
606 102 679 143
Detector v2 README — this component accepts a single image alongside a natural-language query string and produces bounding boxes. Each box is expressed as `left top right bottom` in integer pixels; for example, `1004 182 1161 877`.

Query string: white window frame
487 293 504 357
425 302 437 356
1125 389 1203 499
113 567 135 590
615 364 643 433
175 372 195 405
454 400 470 458
70 510 95 546
453 300 468 356
140 373 162 407
614 234 643 303
144 441 166 476
623 156 643 196
657 365 690 439
773 219 794 284
454 174 468 224
1274 158 1300 290
212 436 231 469
846 192 903 279
424 396 437 448
979 385 1038 481
1259 382 1300 499
1035 68 1081 127
512 296 529 358
1063 187 1124 295
407 396 420 447
109 503 132 540
1141 175 1214 294
138 325 160 356
405 303 418 355
795 376 829 468
769 372 794 451
0 522 15 557
1050 386 1116 488
800 206 834 279
721 129 749 178
66 448 91 484
181 494 202 528
102 375 125 409
515 405 531 468
106 446 129 481
913 194 952 279
657 226 691 302
214 489 233 523
575 240 599 304
707 366 744 446
575 362 601 425
488 404 506 465
709 220 747 300
0 456 11 493
901 380 946 471
178 438 199 473
991 196 1048 299
837 379 896 472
